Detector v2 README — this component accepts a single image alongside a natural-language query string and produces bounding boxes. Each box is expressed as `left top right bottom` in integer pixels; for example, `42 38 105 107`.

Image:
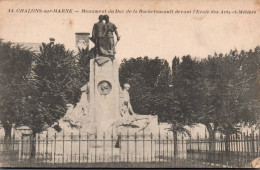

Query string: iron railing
0 129 259 168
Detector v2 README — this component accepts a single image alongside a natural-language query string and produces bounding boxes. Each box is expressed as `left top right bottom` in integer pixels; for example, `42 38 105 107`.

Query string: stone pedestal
57 57 160 137
88 58 121 134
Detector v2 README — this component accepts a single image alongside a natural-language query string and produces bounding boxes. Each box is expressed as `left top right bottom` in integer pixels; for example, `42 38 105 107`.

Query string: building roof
16 126 32 130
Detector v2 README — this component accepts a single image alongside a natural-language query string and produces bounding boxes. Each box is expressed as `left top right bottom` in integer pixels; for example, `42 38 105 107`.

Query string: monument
57 15 160 137
89 14 121 134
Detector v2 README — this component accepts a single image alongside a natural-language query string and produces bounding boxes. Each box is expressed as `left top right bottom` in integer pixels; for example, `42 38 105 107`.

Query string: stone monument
56 15 160 137
88 15 121 134
88 58 121 134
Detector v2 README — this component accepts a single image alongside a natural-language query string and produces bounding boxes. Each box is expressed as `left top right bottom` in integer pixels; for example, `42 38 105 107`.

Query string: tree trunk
205 123 216 152
30 131 36 159
224 133 231 162
173 131 178 157
224 133 230 153
3 122 12 143
205 123 217 161
208 131 216 152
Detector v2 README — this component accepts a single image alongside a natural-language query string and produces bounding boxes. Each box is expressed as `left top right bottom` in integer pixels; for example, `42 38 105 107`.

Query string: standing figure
103 15 120 54
92 15 107 57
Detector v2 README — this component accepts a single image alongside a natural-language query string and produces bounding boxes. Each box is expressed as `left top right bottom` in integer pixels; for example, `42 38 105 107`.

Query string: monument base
48 57 166 136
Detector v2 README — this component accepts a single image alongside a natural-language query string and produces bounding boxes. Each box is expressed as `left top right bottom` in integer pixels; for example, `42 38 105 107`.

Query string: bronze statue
92 15 107 56
91 15 120 59
103 15 120 54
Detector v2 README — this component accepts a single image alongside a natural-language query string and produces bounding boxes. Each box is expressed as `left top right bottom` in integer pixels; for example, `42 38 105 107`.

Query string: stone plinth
88 58 120 134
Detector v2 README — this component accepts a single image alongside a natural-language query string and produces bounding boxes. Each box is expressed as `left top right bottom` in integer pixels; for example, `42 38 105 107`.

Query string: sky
0 0 260 64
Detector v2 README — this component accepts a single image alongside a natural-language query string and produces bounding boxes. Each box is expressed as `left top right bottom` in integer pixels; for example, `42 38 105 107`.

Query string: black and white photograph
0 0 260 168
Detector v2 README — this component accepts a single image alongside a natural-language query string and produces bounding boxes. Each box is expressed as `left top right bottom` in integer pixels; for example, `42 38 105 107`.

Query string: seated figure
120 83 136 118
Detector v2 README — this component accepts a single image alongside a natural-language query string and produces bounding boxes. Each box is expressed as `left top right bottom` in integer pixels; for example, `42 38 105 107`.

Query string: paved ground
1 162 196 168
2 159 252 168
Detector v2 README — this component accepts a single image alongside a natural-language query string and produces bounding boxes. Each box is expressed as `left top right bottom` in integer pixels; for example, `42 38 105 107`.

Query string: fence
186 131 260 167
0 140 19 163
0 129 259 168
20 130 187 163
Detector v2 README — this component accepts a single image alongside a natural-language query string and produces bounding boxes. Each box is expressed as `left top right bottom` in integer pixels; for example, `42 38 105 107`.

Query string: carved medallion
97 80 112 95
